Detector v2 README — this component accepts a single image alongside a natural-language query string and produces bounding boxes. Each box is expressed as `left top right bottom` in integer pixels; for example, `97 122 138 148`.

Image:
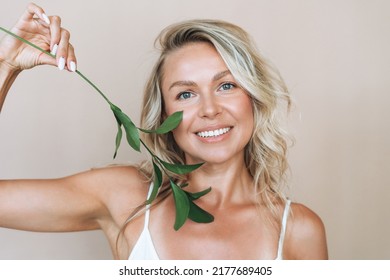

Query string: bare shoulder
65 165 150 218
78 164 148 187
284 202 328 259
66 164 147 188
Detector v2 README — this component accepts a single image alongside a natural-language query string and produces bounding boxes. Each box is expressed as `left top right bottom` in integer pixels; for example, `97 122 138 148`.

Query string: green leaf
139 111 183 134
188 199 214 223
110 104 140 152
113 115 123 159
170 180 190 230
160 161 204 175
185 187 212 201
146 162 163 204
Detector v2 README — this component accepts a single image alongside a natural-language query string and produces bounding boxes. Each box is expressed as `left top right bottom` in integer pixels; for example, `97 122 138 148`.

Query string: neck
186 157 254 209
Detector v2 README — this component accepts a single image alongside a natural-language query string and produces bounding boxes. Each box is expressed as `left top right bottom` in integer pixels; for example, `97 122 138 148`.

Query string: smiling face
161 42 254 165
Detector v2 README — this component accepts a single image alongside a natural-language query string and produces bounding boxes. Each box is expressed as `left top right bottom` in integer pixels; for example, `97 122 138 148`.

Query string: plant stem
140 138 172 179
75 70 112 105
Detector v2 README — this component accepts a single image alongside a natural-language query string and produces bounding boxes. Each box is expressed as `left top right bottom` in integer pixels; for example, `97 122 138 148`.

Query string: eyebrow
212 70 231 81
168 70 231 90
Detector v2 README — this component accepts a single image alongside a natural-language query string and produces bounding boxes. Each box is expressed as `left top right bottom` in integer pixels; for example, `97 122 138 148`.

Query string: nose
199 93 222 119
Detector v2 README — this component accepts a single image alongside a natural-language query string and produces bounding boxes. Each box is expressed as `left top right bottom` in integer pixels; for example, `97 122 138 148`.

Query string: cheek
243 96 254 117
169 107 199 152
235 96 255 144
171 107 193 137
232 94 255 126
244 105 255 138
170 124 189 154
163 101 175 116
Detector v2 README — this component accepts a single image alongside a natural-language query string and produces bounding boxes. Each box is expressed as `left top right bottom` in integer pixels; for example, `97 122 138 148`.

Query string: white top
129 185 291 260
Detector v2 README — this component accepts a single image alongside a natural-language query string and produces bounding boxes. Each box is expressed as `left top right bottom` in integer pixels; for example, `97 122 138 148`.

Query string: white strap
276 199 291 259
143 183 154 230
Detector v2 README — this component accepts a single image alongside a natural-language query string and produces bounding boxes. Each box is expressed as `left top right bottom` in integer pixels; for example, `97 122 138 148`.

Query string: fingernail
50 44 58 56
42 13 50 25
58 57 65 70
70 61 77 72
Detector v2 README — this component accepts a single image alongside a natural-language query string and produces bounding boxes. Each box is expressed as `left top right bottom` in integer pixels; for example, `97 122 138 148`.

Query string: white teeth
197 127 231 138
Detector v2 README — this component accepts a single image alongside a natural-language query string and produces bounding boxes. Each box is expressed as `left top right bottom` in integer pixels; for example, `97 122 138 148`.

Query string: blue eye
178 91 193 100
219 83 235 91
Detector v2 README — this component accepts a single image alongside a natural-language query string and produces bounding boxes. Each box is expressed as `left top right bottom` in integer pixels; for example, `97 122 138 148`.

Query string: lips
196 127 231 138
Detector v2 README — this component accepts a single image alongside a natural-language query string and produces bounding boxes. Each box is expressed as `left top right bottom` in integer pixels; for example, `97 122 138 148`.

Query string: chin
186 151 240 165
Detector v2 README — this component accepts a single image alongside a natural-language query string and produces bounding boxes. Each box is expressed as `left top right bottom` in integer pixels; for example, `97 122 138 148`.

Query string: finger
21 2 50 25
67 44 77 72
37 51 57 67
56 28 70 70
48 15 62 54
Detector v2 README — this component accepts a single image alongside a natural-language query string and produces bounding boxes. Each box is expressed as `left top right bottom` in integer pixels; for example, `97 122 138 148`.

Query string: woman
0 3 328 259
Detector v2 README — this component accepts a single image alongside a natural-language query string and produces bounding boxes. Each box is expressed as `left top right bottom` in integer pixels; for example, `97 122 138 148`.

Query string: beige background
0 0 389 259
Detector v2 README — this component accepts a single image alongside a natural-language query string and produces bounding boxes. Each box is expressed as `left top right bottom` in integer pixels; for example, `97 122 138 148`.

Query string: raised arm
0 60 20 110
0 165 148 233
0 2 76 111
0 171 105 232
0 4 150 241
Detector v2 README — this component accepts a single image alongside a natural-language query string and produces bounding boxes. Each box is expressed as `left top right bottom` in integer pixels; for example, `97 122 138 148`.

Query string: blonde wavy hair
117 19 292 256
